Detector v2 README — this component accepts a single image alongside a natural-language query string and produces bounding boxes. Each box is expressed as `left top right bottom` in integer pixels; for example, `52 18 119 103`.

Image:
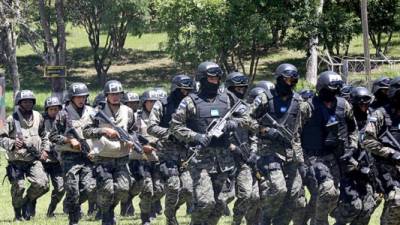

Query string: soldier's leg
232 164 253 225
79 162 96 205
46 163 65 217
164 174 181 224
151 165 165 219
139 173 154 224
351 184 377 225
178 170 193 213
109 160 130 224
208 172 231 225
7 163 26 221
311 161 339 225
333 178 363 225
273 164 307 225
190 168 216 225
245 178 261 225
381 187 400 225
94 162 115 225
25 160 49 219
63 162 82 224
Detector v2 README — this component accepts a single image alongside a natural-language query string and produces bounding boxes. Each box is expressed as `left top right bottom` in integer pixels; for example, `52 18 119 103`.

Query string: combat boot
88 201 96 216
47 198 58 217
141 213 151 225
22 200 34 220
154 199 162 215
68 208 80 225
13 208 24 221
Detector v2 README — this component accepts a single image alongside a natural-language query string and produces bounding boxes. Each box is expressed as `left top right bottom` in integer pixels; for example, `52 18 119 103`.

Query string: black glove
264 128 282 139
225 120 238 132
194 134 210 148
390 151 400 164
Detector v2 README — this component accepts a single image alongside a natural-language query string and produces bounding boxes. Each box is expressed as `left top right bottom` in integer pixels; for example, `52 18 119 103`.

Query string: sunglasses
178 78 194 89
206 67 223 77
328 80 344 90
231 76 249 86
281 70 299 79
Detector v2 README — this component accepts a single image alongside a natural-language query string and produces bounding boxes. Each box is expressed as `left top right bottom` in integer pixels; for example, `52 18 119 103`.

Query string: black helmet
141 90 159 103
92 92 106 107
15 90 36 105
350 87 373 105
388 77 400 98
196 61 223 81
68 82 89 97
104 80 123 95
255 80 275 91
171 75 194 92
274 63 299 79
316 71 344 93
44 96 62 110
122 92 140 103
340 84 353 99
247 87 265 104
299 89 314 100
225 72 249 89
372 76 391 94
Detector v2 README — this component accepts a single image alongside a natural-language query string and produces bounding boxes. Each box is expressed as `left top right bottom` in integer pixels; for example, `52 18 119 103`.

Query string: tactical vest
159 97 179 128
302 96 348 156
43 114 60 163
92 103 131 158
187 92 230 148
56 104 94 153
382 106 400 142
8 109 42 162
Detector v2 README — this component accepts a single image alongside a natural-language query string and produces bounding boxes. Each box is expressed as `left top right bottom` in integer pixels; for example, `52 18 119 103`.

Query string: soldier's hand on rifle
14 139 24 150
102 127 119 139
247 152 259 166
143 145 155 154
225 120 238 132
194 134 210 148
68 138 81 150
40 151 49 161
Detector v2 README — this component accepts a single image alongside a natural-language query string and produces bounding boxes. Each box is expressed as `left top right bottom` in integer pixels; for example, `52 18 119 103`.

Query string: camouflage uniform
170 90 241 225
0 108 50 220
43 113 65 216
49 103 97 224
249 89 307 225
148 100 193 224
362 106 400 225
136 109 165 223
83 102 134 225
301 96 358 225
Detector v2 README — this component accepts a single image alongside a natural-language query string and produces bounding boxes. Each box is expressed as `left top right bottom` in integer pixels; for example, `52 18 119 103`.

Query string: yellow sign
44 66 67 78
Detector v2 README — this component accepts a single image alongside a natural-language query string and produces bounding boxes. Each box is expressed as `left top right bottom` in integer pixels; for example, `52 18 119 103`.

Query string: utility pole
361 0 371 88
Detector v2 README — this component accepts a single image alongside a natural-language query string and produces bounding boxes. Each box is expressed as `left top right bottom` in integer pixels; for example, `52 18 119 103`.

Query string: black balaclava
319 88 337 102
374 89 390 106
275 76 294 97
228 87 247 99
200 78 219 98
391 91 400 111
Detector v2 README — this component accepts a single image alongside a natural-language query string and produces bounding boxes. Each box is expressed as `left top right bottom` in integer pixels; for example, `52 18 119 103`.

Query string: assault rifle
258 111 294 145
181 100 243 168
66 127 90 156
379 129 400 164
94 110 148 154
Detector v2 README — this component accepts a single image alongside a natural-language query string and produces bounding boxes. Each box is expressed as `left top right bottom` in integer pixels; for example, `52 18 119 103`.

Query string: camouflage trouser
259 155 306 225
43 162 65 208
232 163 253 225
139 162 165 215
94 157 131 215
62 154 96 215
244 176 261 225
164 169 193 220
381 186 400 225
304 154 340 225
190 168 230 225
7 160 49 209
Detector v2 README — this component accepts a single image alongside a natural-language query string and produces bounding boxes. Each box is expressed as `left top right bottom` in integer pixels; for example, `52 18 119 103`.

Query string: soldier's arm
49 112 70 145
291 101 311 164
170 96 198 144
362 110 396 157
0 116 16 151
344 101 359 150
249 131 258 154
247 93 269 133
38 115 50 152
82 117 103 139
147 100 169 140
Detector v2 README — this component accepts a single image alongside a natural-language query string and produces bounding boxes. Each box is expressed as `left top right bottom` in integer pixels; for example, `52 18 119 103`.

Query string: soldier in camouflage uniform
362 77 400 225
301 71 358 225
42 96 65 217
49 83 97 225
0 90 50 221
137 89 164 224
148 74 195 225
223 72 259 225
370 76 391 111
333 87 380 225
170 61 243 225
119 91 141 217
249 63 307 225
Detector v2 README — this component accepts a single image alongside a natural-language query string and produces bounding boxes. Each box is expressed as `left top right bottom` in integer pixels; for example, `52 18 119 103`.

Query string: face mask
375 90 389 104
319 88 337 102
200 79 219 98
276 77 294 96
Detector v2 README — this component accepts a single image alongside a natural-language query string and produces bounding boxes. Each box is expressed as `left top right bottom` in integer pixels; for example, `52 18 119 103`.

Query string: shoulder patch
368 116 377 123
178 100 187 109
254 96 262 107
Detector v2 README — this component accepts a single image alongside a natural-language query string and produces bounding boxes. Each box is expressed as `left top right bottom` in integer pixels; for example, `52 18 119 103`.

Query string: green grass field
0 25 398 224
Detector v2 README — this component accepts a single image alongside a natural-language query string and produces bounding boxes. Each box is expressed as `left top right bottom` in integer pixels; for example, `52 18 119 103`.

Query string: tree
68 0 148 86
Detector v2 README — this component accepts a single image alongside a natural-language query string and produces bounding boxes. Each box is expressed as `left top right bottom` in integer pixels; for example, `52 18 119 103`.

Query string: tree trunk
306 0 324 86
54 0 66 101
5 25 20 97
